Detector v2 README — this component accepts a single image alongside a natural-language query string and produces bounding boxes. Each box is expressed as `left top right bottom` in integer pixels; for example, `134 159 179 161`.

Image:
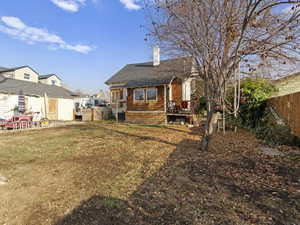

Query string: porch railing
167 100 192 114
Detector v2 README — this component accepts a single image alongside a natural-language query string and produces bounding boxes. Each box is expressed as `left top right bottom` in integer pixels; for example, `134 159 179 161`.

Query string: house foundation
126 112 166 124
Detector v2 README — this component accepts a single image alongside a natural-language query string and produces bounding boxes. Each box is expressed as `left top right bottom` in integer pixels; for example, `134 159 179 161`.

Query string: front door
48 98 58 120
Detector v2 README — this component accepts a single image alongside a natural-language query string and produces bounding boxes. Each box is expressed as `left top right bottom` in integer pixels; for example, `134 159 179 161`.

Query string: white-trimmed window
134 88 157 102
134 89 145 101
146 88 157 101
51 80 56 85
24 73 30 80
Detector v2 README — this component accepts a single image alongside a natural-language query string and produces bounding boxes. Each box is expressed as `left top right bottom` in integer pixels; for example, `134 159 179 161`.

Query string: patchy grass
0 122 299 225
0 122 196 225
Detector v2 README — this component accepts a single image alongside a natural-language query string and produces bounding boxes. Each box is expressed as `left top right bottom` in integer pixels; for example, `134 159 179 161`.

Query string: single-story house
105 47 201 124
0 66 75 121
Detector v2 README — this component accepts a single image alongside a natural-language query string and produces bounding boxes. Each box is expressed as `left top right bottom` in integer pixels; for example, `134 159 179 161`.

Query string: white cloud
282 4 300 15
1 16 26 29
51 0 86 12
120 0 141 10
51 0 141 11
0 16 93 54
65 44 93 53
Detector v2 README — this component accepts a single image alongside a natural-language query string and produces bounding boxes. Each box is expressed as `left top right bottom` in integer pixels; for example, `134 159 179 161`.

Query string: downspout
164 84 168 124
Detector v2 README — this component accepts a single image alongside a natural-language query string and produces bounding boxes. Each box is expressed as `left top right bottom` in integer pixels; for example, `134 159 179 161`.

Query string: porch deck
167 100 192 115
166 112 192 117
166 100 193 124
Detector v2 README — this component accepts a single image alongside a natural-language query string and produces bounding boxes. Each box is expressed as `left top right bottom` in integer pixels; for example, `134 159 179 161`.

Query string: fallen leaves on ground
0 122 299 225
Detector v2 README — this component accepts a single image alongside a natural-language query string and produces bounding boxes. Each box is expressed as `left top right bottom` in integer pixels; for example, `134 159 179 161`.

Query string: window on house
51 80 56 85
111 90 121 103
134 89 145 101
134 88 157 101
146 88 157 101
24 73 30 80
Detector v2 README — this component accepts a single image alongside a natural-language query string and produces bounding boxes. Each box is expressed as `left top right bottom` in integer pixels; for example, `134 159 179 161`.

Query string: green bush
228 78 300 146
197 96 207 116
237 78 277 129
227 78 275 129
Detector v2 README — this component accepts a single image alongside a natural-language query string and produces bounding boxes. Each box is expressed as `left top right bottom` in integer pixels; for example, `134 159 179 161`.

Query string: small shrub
252 108 300 147
193 96 207 116
254 122 297 146
109 113 116 121
102 197 122 209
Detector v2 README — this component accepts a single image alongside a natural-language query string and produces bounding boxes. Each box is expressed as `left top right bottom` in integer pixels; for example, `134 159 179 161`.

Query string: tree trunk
201 106 218 151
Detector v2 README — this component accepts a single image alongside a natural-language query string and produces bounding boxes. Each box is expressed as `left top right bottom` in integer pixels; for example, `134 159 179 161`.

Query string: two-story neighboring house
39 74 62 87
270 72 300 97
0 66 40 82
105 47 201 124
0 65 75 121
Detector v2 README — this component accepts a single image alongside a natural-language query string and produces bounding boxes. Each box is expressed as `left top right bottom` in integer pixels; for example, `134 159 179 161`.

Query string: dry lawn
0 121 299 225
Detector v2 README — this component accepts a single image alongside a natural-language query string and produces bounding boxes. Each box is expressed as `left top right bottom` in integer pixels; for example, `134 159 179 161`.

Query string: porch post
164 85 168 124
116 100 119 123
164 85 167 113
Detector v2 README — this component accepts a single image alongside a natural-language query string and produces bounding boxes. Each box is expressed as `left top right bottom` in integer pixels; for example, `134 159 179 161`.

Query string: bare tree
144 0 300 151
73 89 89 97
97 88 110 101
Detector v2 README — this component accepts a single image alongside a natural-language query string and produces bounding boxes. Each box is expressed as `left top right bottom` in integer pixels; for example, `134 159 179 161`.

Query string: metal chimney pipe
153 46 160 66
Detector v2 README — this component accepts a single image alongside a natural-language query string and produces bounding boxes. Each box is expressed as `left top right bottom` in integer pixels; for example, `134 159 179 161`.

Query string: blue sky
0 0 152 94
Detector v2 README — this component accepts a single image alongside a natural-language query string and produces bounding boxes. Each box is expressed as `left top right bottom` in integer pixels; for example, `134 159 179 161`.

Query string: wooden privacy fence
269 91 300 136
81 107 112 122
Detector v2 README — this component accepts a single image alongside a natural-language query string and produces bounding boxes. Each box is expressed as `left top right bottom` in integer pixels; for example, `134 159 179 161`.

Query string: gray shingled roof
105 57 192 88
0 67 8 72
0 74 5 82
0 66 28 72
39 74 61 80
273 72 300 84
0 75 74 99
0 66 40 75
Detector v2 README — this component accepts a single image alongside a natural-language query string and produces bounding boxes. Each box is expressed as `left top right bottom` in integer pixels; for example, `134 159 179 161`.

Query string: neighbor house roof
105 57 193 88
0 75 74 99
0 66 40 75
39 74 61 80
0 74 5 82
0 67 8 72
273 72 300 84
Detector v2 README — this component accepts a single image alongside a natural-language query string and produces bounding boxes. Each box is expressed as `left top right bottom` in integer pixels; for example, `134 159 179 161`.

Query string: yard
0 122 299 225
